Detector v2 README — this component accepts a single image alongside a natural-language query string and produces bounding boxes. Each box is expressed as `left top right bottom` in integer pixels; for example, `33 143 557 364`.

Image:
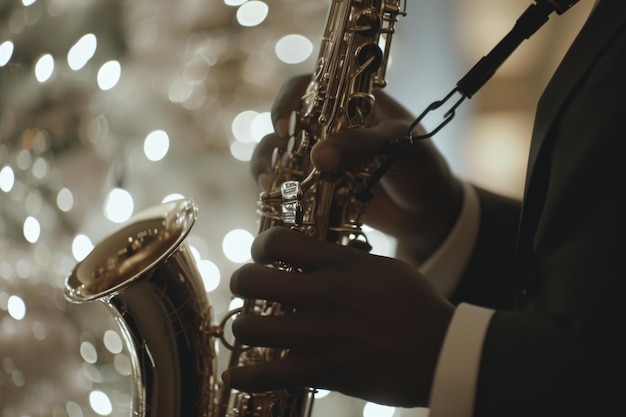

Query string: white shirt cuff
419 182 480 297
428 303 495 417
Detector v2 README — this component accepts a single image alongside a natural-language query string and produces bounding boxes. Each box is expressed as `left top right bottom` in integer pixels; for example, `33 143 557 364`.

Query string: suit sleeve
449 187 522 309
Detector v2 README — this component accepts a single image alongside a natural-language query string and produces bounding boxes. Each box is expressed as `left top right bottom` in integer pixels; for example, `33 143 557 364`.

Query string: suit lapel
518 0 626 256
525 0 626 183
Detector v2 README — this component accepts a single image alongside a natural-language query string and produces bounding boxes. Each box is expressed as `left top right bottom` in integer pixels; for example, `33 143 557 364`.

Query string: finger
271 74 311 137
230 263 319 307
223 353 326 393
250 132 285 190
251 227 351 270
232 314 330 350
310 119 410 172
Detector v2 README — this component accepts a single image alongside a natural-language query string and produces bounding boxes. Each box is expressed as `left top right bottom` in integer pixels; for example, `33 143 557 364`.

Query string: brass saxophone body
240 0 405 414
64 1 403 416
258 0 404 246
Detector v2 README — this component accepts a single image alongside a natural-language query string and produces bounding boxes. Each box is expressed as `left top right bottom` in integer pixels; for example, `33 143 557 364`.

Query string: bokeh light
168 77 193 104
250 111 273 142
57 187 75 212
32 157 49 180
113 354 132 377
198 259 221 292
103 330 123 354
97 60 121 90
89 391 113 416
66 401 84 417
230 110 273 161
23 216 41 243
80 341 98 364
68 33 97 70
8 295 26 320
229 140 256 162
143 129 170 161
232 110 260 143
0 40 14 66
72 234 94 262
224 0 247 6
103 188 134 223
0 166 15 192
275 34 314 64
229 297 244 311
35 53 54 82
236 1 269 27
222 229 254 263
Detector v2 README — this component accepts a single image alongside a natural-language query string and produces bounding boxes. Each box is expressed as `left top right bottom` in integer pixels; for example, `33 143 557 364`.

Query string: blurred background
0 0 593 416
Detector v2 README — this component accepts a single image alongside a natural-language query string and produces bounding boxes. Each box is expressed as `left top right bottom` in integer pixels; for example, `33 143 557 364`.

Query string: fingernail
276 119 289 138
312 146 340 172
257 173 272 191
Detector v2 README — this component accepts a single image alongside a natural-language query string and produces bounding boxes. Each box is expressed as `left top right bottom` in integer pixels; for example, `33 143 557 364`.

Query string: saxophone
258 0 404 245
64 1 404 416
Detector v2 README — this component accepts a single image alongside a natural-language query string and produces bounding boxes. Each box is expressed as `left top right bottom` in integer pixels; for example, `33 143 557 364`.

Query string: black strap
409 0 580 140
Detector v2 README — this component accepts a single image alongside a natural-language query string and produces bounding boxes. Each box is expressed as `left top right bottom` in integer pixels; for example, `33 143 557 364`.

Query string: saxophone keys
281 201 303 226
281 181 303 201
281 181 304 226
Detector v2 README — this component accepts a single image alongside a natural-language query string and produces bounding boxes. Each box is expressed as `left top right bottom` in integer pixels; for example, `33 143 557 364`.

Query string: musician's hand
224 226 455 407
252 74 463 266
251 75 311 191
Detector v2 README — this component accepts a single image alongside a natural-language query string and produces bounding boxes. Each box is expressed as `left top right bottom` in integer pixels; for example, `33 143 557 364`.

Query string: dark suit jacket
450 1 626 415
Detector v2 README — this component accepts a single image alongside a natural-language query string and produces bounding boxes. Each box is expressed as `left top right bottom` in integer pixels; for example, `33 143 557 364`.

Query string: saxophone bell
65 199 220 417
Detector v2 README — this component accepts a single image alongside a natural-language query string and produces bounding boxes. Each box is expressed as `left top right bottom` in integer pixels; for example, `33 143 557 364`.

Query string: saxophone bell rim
64 198 198 304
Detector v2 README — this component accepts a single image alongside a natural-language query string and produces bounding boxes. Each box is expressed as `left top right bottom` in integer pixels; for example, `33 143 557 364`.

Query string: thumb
310 120 409 172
